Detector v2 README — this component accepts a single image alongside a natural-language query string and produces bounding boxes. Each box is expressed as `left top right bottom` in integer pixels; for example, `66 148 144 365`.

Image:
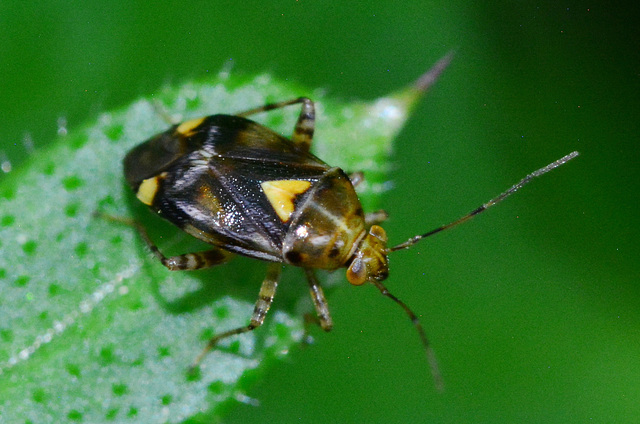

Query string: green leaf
0 57 449 423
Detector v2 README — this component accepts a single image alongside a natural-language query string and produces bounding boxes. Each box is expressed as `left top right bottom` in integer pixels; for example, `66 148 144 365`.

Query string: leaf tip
392 51 455 111
413 50 456 93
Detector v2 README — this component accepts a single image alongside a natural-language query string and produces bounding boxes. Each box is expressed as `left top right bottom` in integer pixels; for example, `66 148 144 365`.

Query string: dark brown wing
124 114 330 261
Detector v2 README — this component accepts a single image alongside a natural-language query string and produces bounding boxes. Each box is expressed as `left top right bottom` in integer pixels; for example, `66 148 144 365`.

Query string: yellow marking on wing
176 116 206 137
137 175 162 205
261 180 312 222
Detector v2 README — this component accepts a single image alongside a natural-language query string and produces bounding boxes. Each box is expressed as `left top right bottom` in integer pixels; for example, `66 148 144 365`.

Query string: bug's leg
301 313 321 344
155 247 232 271
136 223 232 271
349 171 365 188
151 100 180 125
304 269 333 331
191 262 282 367
347 171 388 225
235 97 313 119
235 97 315 152
94 211 233 270
365 210 389 226
347 172 388 225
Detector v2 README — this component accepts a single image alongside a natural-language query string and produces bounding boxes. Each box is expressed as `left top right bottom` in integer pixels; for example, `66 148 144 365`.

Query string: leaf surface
0 62 445 422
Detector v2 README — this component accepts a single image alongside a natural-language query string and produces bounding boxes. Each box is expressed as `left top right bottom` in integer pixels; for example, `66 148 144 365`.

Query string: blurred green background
1 1 637 422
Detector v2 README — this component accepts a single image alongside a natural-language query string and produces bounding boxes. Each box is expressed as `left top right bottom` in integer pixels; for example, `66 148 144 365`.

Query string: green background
1 1 637 423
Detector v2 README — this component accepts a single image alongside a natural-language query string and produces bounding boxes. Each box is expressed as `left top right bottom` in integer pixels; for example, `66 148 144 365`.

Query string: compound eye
346 258 367 286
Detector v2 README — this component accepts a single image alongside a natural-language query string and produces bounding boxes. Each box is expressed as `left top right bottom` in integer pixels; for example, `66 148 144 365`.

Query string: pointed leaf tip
414 51 456 93
391 51 455 112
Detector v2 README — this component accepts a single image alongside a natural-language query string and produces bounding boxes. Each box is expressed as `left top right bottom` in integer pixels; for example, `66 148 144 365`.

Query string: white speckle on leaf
372 98 404 122
0 264 138 374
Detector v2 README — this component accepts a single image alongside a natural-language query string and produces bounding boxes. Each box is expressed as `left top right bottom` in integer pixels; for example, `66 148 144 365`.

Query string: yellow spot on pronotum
261 180 312 222
137 176 161 205
176 117 206 137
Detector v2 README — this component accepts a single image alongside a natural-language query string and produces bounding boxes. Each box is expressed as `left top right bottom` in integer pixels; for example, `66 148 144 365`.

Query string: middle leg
304 269 333 331
192 262 283 367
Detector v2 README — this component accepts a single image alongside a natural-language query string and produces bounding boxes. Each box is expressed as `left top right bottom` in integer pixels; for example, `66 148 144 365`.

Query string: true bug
122 64 578 388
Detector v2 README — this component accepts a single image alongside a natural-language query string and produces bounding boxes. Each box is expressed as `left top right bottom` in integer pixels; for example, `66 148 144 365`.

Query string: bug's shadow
129 219 307 318
161 261 313 314
150 256 277 314
120 186 331 319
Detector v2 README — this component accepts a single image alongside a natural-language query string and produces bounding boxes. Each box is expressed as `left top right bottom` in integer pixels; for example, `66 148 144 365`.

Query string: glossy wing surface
134 114 330 261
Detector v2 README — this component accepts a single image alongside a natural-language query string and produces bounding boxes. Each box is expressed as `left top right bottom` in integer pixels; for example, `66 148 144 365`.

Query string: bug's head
346 225 390 285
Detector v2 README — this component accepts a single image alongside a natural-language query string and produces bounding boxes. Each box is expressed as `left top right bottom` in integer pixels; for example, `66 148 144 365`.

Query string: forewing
147 115 330 260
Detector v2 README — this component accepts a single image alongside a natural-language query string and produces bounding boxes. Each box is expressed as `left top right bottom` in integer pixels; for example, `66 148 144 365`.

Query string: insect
122 78 578 389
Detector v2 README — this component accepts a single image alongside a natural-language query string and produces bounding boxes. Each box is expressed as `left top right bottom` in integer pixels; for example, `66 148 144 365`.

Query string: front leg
304 269 333 331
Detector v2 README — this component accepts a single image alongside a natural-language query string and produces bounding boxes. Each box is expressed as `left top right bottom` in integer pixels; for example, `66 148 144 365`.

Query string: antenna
381 151 578 389
391 151 579 252
370 279 445 391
